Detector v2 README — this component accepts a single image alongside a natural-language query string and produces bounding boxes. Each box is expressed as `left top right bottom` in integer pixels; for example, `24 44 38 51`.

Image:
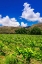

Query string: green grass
0 34 42 64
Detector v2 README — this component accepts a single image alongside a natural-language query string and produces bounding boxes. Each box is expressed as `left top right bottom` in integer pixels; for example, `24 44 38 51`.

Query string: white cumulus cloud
0 15 20 27
0 15 28 27
21 2 42 22
21 22 27 27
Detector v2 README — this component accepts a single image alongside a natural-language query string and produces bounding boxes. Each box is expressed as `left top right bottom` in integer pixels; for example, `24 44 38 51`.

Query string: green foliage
5 54 18 64
0 34 42 64
15 27 42 35
30 27 41 35
15 28 27 34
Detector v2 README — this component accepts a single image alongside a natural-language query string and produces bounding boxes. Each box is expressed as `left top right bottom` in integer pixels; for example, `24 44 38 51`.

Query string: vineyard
0 34 42 64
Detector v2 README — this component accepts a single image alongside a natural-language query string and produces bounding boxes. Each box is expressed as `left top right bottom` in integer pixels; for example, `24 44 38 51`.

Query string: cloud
0 15 2 18
21 22 27 27
21 2 42 22
0 15 20 27
0 15 28 27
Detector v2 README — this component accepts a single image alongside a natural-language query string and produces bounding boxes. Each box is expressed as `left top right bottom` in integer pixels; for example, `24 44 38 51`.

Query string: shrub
15 28 27 34
30 27 41 35
41 31 42 35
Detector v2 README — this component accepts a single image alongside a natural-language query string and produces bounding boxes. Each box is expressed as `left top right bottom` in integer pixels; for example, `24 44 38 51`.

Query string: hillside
0 26 21 34
0 23 42 34
0 26 30 34
29 23 42 30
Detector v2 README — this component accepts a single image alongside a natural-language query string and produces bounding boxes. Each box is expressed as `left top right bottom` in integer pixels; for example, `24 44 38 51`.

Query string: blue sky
0 0 42 27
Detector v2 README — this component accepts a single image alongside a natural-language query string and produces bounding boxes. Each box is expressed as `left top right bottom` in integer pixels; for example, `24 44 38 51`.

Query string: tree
15 28 27 34
30 27 41 35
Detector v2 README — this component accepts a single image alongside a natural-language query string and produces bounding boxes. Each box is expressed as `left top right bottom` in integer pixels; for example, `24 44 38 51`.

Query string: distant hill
0 23 42 34
0 26 20 34
0 26 30 34
29 23 42 30
25 26 31 28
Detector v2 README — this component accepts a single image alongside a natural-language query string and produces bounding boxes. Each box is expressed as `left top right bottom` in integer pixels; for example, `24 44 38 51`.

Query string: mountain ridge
0 23 42 33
